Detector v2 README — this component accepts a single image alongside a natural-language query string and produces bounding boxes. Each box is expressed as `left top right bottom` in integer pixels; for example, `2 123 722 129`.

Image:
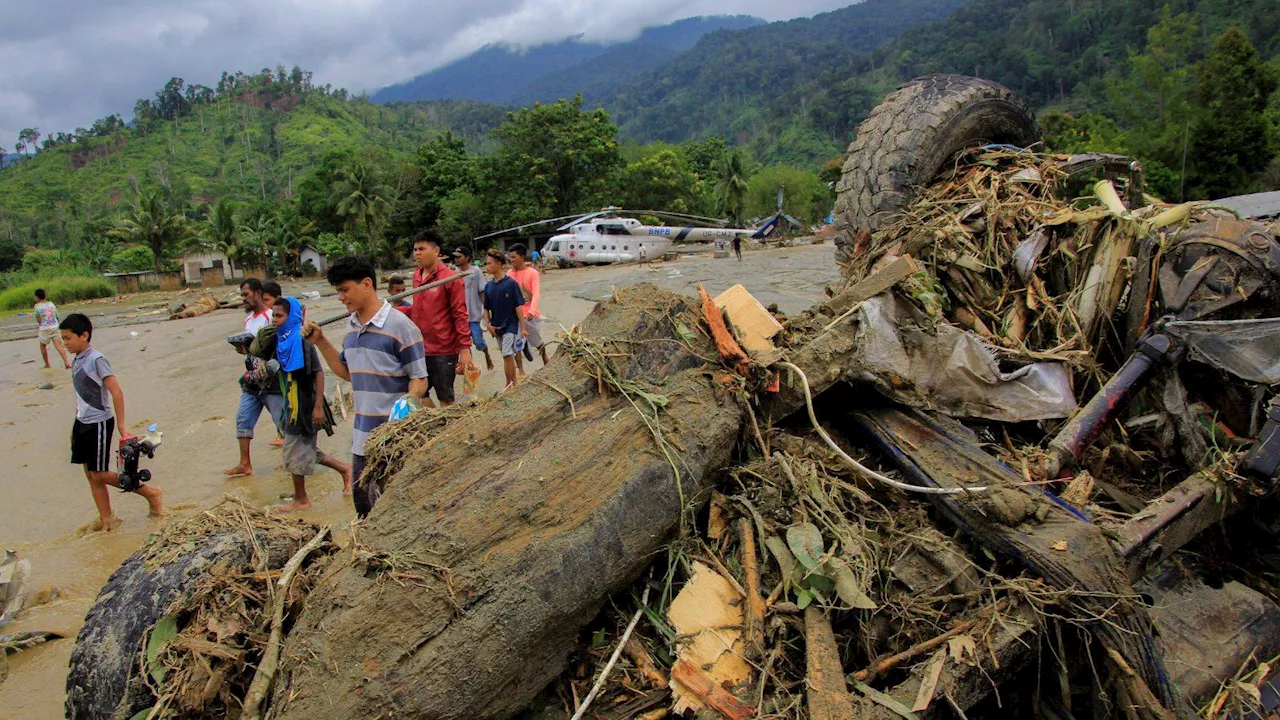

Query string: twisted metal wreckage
51 74 1280 719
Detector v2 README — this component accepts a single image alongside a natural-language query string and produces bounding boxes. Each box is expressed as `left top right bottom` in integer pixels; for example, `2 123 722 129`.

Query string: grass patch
0 277 116 310
0 266 99 291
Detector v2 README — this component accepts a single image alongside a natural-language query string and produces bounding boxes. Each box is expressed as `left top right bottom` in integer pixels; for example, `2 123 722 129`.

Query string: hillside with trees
0 67 507 275
0 74 833 282
2 0 1277 284
601 0 1280 193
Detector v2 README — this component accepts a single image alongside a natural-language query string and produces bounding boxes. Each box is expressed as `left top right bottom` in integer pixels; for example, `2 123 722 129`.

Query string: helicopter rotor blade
625 210 733 226
472 214 590 242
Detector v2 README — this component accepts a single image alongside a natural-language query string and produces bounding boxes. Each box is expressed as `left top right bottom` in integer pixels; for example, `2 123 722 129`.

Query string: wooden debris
668 562 752 716
670 660 756 720
1060 471 1096 509
698 284 751 376
738 518 766 653
714 284 783 364
826 254 920 316
804 605 856 720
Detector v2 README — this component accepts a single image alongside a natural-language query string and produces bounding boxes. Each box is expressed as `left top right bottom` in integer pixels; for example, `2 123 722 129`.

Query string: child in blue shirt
482 249 528 390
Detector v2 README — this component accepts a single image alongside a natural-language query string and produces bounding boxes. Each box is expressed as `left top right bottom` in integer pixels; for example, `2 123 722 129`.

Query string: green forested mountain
603 0 1280 178
0 70 505 257
604 0 974 165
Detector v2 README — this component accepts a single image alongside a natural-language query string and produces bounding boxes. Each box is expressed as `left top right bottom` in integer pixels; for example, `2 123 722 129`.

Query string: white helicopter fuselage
541 218 753 265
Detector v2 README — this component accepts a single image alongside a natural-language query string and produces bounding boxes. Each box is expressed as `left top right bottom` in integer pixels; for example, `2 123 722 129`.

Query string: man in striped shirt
304 255 428 517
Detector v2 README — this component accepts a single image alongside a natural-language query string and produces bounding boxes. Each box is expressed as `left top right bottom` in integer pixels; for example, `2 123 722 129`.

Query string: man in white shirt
224 278 275 477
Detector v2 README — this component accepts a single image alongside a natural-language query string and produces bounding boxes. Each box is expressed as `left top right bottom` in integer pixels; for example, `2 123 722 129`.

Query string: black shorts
71 418 115 472
425 355 458 404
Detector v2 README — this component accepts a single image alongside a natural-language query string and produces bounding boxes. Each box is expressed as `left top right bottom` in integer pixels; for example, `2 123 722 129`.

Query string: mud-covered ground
0 241 836 718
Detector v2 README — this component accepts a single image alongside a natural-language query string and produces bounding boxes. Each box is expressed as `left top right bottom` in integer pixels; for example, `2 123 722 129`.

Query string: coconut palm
331 159 393 265
108 189 193 271
237 214 275 273
200 199 243 275
713 149 751 227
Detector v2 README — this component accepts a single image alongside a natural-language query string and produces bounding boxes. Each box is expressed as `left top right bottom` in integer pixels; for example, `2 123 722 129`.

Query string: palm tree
713 149 750 226
331 159 393 264
200 199 242 276
237 214 275 273
108 189 193 271
273 208 312 275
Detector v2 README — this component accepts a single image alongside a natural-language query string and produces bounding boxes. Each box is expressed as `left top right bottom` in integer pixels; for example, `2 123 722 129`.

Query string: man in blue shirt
482 248 528 391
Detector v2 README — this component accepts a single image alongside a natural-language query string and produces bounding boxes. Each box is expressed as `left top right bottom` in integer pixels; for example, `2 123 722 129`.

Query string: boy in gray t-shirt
61 313 164 531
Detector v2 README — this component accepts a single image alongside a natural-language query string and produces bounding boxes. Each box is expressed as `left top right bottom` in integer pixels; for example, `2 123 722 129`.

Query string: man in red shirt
406 230 473 406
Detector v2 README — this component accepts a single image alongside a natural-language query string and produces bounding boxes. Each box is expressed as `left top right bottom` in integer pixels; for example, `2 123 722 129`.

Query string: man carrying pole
405 230 473 406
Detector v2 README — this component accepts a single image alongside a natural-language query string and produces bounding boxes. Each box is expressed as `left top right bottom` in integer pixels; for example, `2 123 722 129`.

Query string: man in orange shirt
406 230 473 405
508 244 549 367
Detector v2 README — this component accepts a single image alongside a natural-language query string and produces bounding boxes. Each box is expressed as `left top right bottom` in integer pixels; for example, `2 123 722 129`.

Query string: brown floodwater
0 243 834 718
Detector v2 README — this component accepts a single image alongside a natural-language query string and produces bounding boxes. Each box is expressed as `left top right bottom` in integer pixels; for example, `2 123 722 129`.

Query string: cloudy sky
0 0 852 146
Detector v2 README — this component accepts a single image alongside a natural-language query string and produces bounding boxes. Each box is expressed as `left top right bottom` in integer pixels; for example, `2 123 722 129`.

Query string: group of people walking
41 230 553 530
225 230 551 516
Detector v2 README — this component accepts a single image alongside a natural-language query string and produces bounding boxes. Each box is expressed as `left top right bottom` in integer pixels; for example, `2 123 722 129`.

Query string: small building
104 270 183 294
299 245 329 276
178 248 248 285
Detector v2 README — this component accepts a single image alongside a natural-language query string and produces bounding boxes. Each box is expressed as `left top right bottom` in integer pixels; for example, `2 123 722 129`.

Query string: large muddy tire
65 529 309 719
834 74 1041 264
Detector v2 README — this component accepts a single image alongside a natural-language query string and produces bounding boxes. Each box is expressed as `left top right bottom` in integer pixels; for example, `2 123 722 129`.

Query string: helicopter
474 208 763 265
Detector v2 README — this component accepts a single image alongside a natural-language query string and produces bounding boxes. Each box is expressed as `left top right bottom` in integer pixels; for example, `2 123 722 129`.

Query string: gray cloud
0 0 852 145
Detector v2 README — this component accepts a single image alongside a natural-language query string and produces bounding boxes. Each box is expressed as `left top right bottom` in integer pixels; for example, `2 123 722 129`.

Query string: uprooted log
267 285 746 719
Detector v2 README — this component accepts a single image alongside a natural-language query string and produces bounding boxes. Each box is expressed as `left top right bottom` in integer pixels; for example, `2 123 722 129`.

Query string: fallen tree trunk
270 285 745 719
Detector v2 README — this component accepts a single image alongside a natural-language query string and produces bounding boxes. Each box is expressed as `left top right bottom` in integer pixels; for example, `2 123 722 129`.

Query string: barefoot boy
60 313 163 529
34 288 71 369
271 297 349 512
483 249 528 390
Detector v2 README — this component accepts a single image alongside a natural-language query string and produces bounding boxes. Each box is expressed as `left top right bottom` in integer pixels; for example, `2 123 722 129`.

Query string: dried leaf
912 651 948 712
853 681 921 720
828 557 877 610
948 634 977 665
764 535 796 585
786 522 824 570
207 615 244 643
1233 680 1262 706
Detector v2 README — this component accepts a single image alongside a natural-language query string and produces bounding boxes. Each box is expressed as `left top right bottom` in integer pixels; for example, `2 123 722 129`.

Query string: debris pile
66 498 331 719
538 150 1280 719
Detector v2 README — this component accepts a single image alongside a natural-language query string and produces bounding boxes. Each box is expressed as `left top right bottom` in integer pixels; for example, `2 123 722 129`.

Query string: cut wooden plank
668 562 752 715
715 284 784 363
827 255 920 315
699 284 752 375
